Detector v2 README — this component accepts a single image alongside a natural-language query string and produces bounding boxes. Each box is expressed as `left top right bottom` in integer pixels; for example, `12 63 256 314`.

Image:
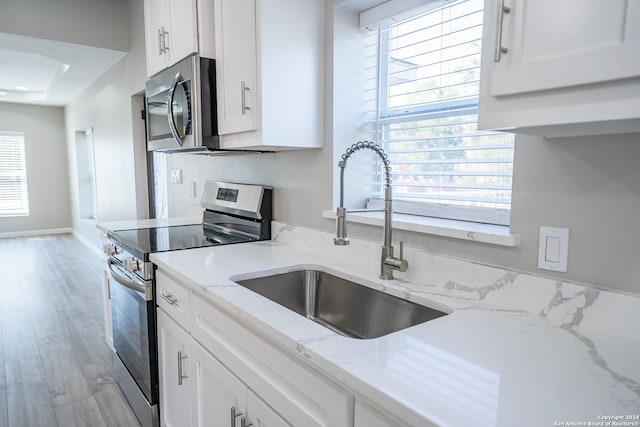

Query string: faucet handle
397 241 408 272
384 241 409 273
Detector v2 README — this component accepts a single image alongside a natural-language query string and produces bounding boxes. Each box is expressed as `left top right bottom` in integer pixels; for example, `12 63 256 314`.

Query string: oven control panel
200 181 271 220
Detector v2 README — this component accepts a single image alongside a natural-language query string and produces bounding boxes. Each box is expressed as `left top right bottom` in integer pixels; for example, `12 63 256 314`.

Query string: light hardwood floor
0 234 141 427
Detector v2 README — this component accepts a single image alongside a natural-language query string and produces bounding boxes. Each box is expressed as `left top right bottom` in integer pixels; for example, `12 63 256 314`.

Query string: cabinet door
214 0 259 135
246 390 290 427
354 402 405 427
166 0 198 66
158 309 191 427
190 340 247 427
144 0 169 77
489 0 640 96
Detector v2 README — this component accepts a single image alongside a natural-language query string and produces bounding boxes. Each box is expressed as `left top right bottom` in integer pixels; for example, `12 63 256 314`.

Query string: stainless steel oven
104 182 272 427
105 243 158 427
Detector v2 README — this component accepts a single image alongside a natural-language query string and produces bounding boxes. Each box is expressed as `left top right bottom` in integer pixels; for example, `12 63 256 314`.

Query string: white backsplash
271 221 640 344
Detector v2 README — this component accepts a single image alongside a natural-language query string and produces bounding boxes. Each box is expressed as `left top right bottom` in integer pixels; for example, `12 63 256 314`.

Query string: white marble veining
150 221 640 427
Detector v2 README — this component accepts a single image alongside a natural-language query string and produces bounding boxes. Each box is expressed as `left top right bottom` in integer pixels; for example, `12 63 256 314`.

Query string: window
363 0 514 226
0 132 29 217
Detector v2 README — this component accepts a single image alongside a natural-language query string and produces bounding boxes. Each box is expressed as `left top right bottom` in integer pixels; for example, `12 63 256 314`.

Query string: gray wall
0 103 72 234
368 132 640 295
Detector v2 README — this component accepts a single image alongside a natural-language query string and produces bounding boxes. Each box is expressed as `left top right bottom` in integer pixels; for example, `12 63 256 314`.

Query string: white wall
64 0 147 247
0 0 129 51
0 103 71 234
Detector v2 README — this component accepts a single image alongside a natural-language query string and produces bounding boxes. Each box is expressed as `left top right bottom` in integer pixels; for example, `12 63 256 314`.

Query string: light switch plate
170 168 182 184
538 226 569 272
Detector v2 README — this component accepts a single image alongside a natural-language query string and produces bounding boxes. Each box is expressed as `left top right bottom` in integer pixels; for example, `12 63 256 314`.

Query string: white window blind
0 132 29 216
363 0 514 226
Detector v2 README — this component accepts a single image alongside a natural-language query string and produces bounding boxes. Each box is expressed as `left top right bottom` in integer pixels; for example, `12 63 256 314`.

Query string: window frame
365 0 514 226
0 131 30 217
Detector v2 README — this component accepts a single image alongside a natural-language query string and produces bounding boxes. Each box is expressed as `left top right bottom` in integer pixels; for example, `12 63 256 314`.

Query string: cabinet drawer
157 270 190 330
191 295 353 427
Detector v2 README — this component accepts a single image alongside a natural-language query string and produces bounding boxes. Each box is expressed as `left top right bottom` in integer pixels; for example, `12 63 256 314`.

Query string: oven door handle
167 72 185 147
108 259 151 300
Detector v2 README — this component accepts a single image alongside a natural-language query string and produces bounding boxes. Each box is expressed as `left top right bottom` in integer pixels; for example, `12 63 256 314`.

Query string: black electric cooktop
111 224 252 254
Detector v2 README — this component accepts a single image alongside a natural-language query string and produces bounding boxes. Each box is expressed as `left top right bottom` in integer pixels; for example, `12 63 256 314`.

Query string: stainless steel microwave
145 54 219 152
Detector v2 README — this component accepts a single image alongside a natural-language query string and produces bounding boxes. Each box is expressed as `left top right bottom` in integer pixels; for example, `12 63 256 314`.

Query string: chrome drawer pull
161 292 178 305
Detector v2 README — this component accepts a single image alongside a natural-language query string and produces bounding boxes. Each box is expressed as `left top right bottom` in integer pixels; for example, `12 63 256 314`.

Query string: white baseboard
0 227 73 239
72 229 104 258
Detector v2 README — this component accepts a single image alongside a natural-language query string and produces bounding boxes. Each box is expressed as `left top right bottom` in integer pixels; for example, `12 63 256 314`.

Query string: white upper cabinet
490 0 640 96
213 0 259 135
143 0 198 77
213 0 324 150
478 0 640 137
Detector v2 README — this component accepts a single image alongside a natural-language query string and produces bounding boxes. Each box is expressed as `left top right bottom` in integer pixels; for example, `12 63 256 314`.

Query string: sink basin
234 269 447 339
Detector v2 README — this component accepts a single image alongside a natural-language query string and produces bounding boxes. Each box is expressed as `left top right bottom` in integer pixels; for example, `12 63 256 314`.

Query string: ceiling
0 32 127 107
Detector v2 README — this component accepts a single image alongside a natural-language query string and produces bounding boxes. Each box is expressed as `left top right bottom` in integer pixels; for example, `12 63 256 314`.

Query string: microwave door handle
167 72 185 147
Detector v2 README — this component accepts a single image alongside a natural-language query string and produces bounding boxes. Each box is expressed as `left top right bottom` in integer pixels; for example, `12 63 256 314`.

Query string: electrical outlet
170 168 182 184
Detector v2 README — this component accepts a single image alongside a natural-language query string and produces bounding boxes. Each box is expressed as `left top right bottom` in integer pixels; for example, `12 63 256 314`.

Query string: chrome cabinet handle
177 351 188 385
157 28 163 55
160 292 178 305
241 81 250 115
241 417 253 427
494 0 511 62
231 407 243 427
161 26 170 53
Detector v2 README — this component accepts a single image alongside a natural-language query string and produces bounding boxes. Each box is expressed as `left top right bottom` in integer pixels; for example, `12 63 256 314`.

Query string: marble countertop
150 223 640 427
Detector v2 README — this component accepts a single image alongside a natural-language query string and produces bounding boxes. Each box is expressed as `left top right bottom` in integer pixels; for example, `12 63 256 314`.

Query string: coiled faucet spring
339 141 392 187
334 141 408 280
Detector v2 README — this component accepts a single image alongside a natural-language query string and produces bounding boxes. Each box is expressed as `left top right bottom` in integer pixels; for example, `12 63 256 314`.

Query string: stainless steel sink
234 269 447 339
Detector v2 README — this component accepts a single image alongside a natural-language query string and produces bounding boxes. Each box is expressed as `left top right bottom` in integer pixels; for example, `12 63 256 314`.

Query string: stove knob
104 243 116 256
124 257 140 273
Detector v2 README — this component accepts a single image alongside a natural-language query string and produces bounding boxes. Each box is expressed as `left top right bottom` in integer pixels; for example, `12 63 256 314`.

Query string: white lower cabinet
246 389 290 427
190 295 353 427
354 402 406 427
190 339 246 427
157 309 191 427
191 339 289 427
155 269 353 427
156 271 422 427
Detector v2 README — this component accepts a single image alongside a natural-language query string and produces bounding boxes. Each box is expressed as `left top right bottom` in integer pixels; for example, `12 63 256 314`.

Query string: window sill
322 210 521 247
